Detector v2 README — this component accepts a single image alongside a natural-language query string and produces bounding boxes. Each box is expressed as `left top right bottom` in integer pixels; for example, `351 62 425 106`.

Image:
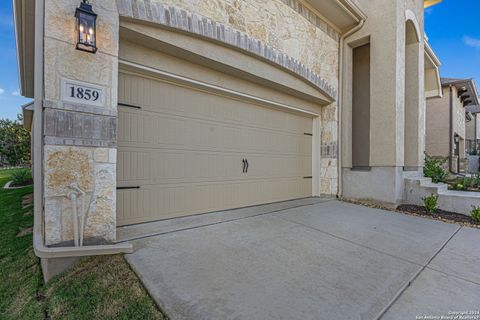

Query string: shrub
11 169 32 186
472 173 480 188
423 156 448 183
0 115 31 167
422 194 439 213
471 206 480 223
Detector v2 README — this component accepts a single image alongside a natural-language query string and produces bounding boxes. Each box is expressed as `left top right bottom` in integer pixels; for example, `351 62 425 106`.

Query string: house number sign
61 78 106 107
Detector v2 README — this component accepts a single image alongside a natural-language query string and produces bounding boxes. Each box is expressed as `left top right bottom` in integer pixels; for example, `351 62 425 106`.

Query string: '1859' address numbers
61 78 105 107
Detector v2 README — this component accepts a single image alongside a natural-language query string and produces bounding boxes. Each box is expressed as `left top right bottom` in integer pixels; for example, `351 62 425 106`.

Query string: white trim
13 0 23 96
405 10 422 43
312 117 322 196
119 59 320 117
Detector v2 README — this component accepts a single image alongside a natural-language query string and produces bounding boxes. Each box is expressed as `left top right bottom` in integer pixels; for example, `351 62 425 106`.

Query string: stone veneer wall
43 0 119 245
119 0 341 194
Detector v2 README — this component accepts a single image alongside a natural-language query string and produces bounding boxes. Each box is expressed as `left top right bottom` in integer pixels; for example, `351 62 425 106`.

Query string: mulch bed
397 204 480 228
342 199 480 229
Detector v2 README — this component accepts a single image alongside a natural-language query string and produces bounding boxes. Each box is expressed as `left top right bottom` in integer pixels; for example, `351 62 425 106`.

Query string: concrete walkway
119 199 480 320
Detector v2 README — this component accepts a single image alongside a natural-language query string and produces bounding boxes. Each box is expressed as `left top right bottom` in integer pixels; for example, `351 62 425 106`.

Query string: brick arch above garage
116 1 338 102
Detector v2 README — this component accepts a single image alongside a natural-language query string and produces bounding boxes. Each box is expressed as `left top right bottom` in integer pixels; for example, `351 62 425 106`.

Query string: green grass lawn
0 169 167 320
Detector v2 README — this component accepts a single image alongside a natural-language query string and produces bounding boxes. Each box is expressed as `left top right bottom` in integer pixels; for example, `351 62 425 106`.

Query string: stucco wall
426 87 450 157
466 115 479 141
466 116 475 140
452 86 466 140
341 0 425 204
477 117 480 140
343 0 424 168
43 0 119 245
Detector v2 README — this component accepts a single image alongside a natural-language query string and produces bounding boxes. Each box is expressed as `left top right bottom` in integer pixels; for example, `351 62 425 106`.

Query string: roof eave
424 40 442 99
424 40 441 67
303 0 366 35
441 78 479 106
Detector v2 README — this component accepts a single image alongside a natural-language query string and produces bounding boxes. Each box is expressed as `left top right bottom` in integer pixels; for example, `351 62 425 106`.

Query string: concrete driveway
117 199 480 320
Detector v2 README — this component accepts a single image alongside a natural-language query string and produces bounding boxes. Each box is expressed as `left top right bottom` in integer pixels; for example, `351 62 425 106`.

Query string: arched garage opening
115 22 333 225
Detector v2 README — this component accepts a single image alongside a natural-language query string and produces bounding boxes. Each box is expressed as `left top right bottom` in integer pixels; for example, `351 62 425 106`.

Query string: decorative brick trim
117 1 337 100
44 107 117 148
321 143 337 158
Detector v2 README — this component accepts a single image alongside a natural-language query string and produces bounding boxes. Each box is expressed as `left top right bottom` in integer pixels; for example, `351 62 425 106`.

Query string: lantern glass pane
79 12 95 46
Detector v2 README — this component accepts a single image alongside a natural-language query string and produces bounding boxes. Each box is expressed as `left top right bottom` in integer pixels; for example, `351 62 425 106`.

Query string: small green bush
423 156 448 183
471 206 480 222
422 194 439 213
11 169 32 186
471 173 480 188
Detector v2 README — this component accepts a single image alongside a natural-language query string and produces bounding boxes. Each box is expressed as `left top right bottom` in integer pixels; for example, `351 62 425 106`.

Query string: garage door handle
117 186 141 190
242 159 246 173
245 159 249 173
118 103 141 109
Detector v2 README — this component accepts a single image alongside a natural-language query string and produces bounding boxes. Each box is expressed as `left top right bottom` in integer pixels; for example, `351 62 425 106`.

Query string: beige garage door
117 71 313 226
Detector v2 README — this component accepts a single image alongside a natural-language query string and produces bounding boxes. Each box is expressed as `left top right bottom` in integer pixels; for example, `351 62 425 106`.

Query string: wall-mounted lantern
75 0 97 53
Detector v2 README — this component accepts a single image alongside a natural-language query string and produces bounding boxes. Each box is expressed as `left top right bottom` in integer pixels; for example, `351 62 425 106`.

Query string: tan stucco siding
466 117 476 140
477 117 480 140
452 87 466 140
426 86 467 158
342 0 425 167
426 87 450 157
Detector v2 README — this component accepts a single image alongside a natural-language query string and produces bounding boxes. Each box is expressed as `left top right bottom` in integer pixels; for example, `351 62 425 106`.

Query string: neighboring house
466 105 480 155
14 0 442 279
426 78 479 173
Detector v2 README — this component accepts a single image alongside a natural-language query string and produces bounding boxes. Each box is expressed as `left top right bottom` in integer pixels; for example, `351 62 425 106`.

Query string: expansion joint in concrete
374 226 463 320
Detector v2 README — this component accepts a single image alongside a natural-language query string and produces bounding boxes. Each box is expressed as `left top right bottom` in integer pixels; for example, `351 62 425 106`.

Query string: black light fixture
75 0 97 53
454 134 460 144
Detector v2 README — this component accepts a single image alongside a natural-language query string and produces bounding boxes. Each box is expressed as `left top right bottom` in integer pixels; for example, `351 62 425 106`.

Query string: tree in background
0 114 31 167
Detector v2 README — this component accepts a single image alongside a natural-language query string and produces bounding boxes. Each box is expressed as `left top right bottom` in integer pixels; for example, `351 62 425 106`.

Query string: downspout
448 85 453 172
475 114 478 152
337 18 366 197
32 0 131 258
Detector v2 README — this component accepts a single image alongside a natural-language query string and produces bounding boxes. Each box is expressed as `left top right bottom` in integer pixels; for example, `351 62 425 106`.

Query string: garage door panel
118 148 311 187
117 71 313 226
121 73 310 134
118 177 311 224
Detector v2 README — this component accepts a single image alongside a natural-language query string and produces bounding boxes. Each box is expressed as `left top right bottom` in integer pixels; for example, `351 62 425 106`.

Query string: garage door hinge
118 103 141 109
